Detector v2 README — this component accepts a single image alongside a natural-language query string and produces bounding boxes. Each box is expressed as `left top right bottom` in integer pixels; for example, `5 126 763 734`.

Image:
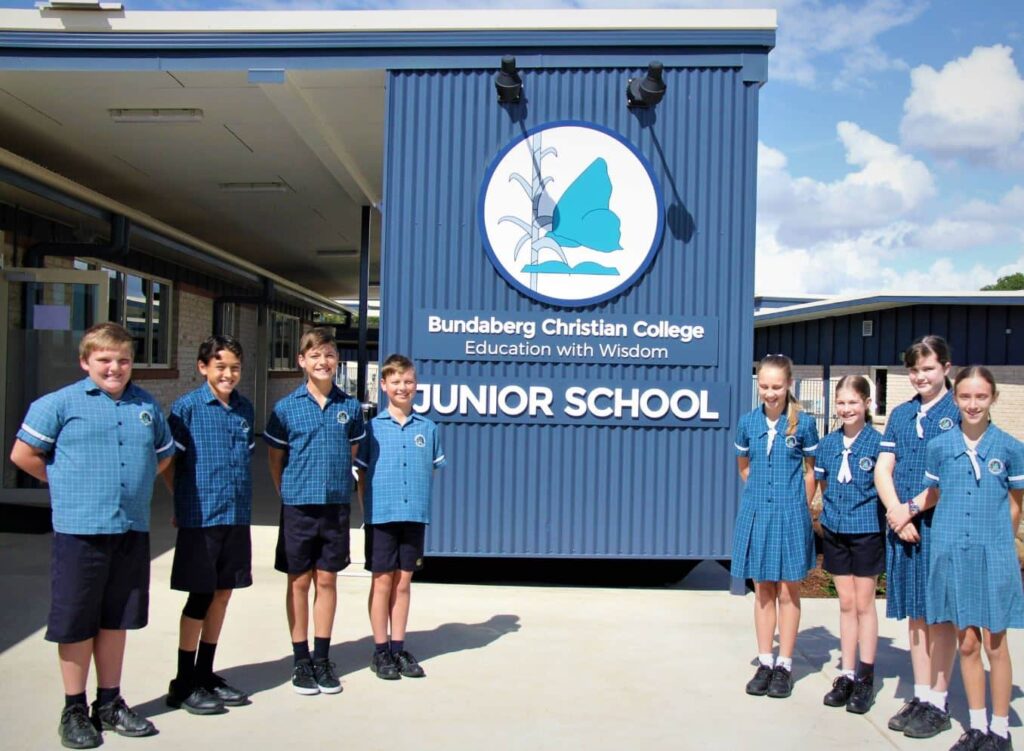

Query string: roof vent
37 0 124 10
862 320 874 337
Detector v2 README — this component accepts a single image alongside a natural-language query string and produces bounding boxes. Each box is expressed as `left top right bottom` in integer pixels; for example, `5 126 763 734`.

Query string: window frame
269 311 300 371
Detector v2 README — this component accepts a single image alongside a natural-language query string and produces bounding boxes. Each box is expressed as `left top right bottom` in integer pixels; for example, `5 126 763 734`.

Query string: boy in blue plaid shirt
265 327 364 695
355 354 446 680
162 335 254 715
10 322 175 749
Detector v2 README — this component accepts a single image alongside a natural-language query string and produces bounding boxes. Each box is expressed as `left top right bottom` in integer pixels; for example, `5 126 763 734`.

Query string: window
270 312 299 370
77 259 171 367
219 302 240 338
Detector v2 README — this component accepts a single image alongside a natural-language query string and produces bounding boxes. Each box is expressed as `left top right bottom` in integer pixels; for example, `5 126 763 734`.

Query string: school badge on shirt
139 410 153 426
785 435 798 449
938 417 954 431
988 458 1005 476
859 457 875 472
414 434 426 448
337 411 349 425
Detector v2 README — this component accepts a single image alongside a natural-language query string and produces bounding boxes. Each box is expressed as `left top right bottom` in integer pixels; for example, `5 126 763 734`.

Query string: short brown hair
79 322 134 361
298 326 337 356
380 353 415 380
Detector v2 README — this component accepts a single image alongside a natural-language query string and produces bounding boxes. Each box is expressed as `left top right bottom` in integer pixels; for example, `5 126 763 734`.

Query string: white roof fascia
0 8 777 33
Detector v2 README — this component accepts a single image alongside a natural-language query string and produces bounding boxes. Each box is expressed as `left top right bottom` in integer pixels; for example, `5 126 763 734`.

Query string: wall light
218 182 290 193
109 108 203 123
315 249 359 257
494 55 523 104
626 62 667 109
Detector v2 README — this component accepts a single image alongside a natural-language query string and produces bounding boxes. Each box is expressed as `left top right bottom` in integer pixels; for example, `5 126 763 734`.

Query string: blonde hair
757 354 801 436
380 353 415 381
79 322 134 361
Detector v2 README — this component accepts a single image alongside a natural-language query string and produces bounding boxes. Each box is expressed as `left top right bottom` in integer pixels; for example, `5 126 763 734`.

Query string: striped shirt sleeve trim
880 441 896 448
803 443 819 452
1008 474 1024 482
734 443 749 451
264 432 288 447
433 454 446 465
248 441 256 450
349 430 366 444
173 440 187 451
924 471 940 481
813 467 825 476
157 439 176 454
20 423 55 444
354 457 368 468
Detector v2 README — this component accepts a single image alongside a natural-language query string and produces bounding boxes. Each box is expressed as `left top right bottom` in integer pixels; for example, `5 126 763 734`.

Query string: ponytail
785 390 801 436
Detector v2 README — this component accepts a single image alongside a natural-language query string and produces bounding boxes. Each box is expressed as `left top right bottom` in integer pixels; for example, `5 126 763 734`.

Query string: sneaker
845 678 874 714
312 659 342 694
903 701 951 739
58 704 101 750
370 650 401 680
744 664 773 696
291 659 320 696
394 650 426 678
766 665 793 699
201 674 249 706
91 695 156 738
823 675 854 707
888 697 922 732
950 729 990 751
165 679 226 715
979 731 1013 751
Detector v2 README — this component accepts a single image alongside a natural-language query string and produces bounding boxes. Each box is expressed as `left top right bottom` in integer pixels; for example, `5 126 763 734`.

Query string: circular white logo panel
479 121 664 307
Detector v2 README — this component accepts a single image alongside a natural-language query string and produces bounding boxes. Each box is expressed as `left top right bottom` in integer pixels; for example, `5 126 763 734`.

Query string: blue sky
2 0 1021 295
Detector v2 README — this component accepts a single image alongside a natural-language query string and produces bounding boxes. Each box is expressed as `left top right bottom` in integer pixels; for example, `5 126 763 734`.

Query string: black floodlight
627 61 667 108
494 55 523 104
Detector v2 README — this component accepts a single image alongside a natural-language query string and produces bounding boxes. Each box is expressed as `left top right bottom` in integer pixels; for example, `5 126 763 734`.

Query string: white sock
758 653 774 668
776 656 793 671
913 684 929 701
841 668 855 680
968 708 988 732
991 716 1009 739
930 689 948 710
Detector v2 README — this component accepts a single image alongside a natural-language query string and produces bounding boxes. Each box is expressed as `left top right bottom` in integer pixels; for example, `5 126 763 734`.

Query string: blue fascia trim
0 28 775 51
755 295 1024 324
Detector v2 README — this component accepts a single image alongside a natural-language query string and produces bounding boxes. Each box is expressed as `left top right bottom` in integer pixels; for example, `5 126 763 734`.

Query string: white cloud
901 45 1024 166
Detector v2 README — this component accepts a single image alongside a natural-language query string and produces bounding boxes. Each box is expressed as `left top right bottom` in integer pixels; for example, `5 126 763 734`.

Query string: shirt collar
375 410 420 427
293 382 347 404
202 383 241 409
826 426 871 457
79 376 136 401
957 427 995 460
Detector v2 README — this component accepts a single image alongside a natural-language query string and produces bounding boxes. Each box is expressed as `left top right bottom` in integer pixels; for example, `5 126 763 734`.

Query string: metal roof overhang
754 292 1024 327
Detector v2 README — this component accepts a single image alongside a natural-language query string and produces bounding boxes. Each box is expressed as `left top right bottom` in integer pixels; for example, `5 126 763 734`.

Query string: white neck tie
915 408 925 438
837 449 853 484
965 448 981 481
766 426 777 456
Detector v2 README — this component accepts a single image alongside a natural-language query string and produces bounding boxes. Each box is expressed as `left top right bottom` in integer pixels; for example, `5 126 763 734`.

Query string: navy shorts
171 525 253 593
275 504 351 574
821 525 885 577
47 531 150 644
364 522 426 573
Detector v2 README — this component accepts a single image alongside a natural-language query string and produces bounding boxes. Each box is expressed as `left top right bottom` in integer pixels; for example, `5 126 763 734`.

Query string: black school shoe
370 650 401 681
166 679 226 715
59 704 101 750
888 697 922 732
845 677 874 714
291 659 320 696
312 659 342 694
201 674 249 706
950 729 990 751
91 696 156 738
980 731 1014 751
823 675 854 707
903 701 951 739
394 650 426 678
766 665 793 699
745 664 773 696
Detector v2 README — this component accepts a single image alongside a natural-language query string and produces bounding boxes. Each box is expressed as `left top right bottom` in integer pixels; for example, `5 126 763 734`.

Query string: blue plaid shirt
355 411 446 524
734 407 819 505
169 384 255 528
264 383 365 505
880 392 960 503
814 426 884 534
17 377 175 534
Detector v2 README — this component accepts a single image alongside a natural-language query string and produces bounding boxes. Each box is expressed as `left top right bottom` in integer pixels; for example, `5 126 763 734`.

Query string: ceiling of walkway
0 67 384 301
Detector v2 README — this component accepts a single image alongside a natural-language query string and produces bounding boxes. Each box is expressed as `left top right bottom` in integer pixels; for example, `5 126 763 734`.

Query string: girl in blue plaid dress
875 335 959 736
893 367 1024 750
732 354 818 699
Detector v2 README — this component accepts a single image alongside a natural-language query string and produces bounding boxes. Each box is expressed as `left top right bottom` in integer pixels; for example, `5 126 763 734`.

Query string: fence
750 375 829 437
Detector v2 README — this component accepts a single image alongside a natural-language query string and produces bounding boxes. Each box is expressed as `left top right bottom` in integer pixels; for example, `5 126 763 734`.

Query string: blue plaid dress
923 426 1024 632
731 408 819 582
880 391 960 620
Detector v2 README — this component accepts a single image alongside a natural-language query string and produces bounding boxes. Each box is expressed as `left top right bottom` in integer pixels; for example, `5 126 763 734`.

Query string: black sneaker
823 675 854 707
845 677 874 714
903 701 951 739
766 665 793 699
58 704 101 749
888 697 922 731
745 664 773 696
91 696 156 738
980 731 1013 751
201 674 249 706
312 659 342 694
950 729 990 751
370 650 401 680
291 659 320 696
395 650 426 678
165 679 226 715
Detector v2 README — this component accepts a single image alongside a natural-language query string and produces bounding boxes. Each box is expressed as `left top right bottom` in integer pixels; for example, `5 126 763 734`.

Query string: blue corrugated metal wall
380 65 761 558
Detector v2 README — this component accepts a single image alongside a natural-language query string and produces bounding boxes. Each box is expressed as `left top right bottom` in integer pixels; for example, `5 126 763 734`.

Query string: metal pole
357 205 371 403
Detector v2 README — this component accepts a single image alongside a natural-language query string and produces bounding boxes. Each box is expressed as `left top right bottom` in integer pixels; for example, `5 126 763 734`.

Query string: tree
981 272 1024 291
